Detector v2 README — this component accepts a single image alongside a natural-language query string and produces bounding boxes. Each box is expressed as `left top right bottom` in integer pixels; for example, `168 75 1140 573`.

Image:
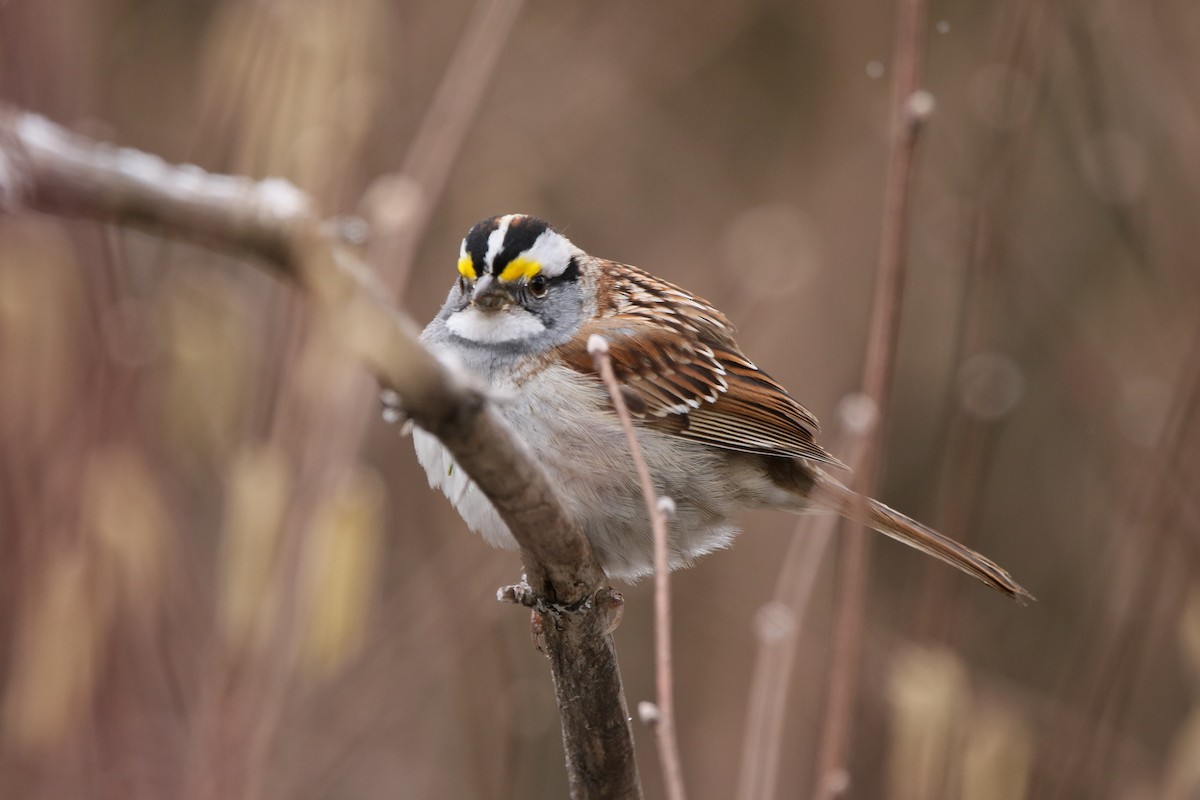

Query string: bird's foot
498 578 625 636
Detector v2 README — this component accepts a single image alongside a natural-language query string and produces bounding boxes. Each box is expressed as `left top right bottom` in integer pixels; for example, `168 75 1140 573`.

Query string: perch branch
589 336 687 800
0 106 593 596
0 106 640 800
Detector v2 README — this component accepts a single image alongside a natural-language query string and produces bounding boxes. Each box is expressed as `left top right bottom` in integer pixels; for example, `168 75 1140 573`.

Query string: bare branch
0 105 640 799
589 335 687 800
0 105 593 599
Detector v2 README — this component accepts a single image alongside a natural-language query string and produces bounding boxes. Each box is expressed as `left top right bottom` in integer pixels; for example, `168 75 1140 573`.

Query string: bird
411 213 1031 602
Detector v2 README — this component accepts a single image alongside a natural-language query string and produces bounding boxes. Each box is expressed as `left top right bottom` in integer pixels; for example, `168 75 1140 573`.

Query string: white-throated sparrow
412 214 1030 601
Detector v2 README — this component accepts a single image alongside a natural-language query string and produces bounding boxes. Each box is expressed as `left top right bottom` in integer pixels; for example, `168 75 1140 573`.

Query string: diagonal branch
0 106 593 599
0 106 639 800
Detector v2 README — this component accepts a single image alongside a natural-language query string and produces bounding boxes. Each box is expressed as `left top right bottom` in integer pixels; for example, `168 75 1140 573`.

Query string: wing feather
557 262 842 467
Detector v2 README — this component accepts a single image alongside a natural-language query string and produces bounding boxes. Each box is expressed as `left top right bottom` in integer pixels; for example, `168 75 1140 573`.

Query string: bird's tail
814 476 1034 603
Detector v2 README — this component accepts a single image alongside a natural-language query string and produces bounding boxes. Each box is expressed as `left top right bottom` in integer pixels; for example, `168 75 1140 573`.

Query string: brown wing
558 262 841 467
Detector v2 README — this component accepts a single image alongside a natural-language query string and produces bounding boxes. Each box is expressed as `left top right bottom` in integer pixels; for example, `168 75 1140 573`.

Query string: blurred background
2 0 1199 798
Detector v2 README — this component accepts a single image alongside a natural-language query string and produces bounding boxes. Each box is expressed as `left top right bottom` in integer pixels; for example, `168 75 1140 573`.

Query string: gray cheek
529 286 586 346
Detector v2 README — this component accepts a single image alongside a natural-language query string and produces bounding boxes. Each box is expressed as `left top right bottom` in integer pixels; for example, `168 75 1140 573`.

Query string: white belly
412 424 516 552
412 363 794 580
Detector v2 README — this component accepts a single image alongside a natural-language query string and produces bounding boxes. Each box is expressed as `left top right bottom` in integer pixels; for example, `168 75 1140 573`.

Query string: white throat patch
446 306 546 343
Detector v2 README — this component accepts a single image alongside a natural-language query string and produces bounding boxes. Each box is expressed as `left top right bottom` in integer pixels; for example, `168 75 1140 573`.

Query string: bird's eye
528 274 549 298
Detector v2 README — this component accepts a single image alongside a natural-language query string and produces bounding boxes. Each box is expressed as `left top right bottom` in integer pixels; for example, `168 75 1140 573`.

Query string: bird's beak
471 273 516 310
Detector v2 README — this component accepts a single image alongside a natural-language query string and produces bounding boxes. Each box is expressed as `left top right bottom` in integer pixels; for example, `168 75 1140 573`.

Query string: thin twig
588 335 687 800
812 0 933 796
736 395 877 800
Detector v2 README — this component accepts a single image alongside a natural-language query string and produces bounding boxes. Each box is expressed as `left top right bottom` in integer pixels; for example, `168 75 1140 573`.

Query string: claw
530 610 547 654
596 588 625 634
497 576 610 640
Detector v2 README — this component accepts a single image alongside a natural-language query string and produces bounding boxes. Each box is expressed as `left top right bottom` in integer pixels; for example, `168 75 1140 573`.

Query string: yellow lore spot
498 256 542 283
457 256 477 280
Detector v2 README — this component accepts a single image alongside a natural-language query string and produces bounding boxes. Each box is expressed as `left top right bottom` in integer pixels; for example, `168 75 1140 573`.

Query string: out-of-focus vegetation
2 1 1199 798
